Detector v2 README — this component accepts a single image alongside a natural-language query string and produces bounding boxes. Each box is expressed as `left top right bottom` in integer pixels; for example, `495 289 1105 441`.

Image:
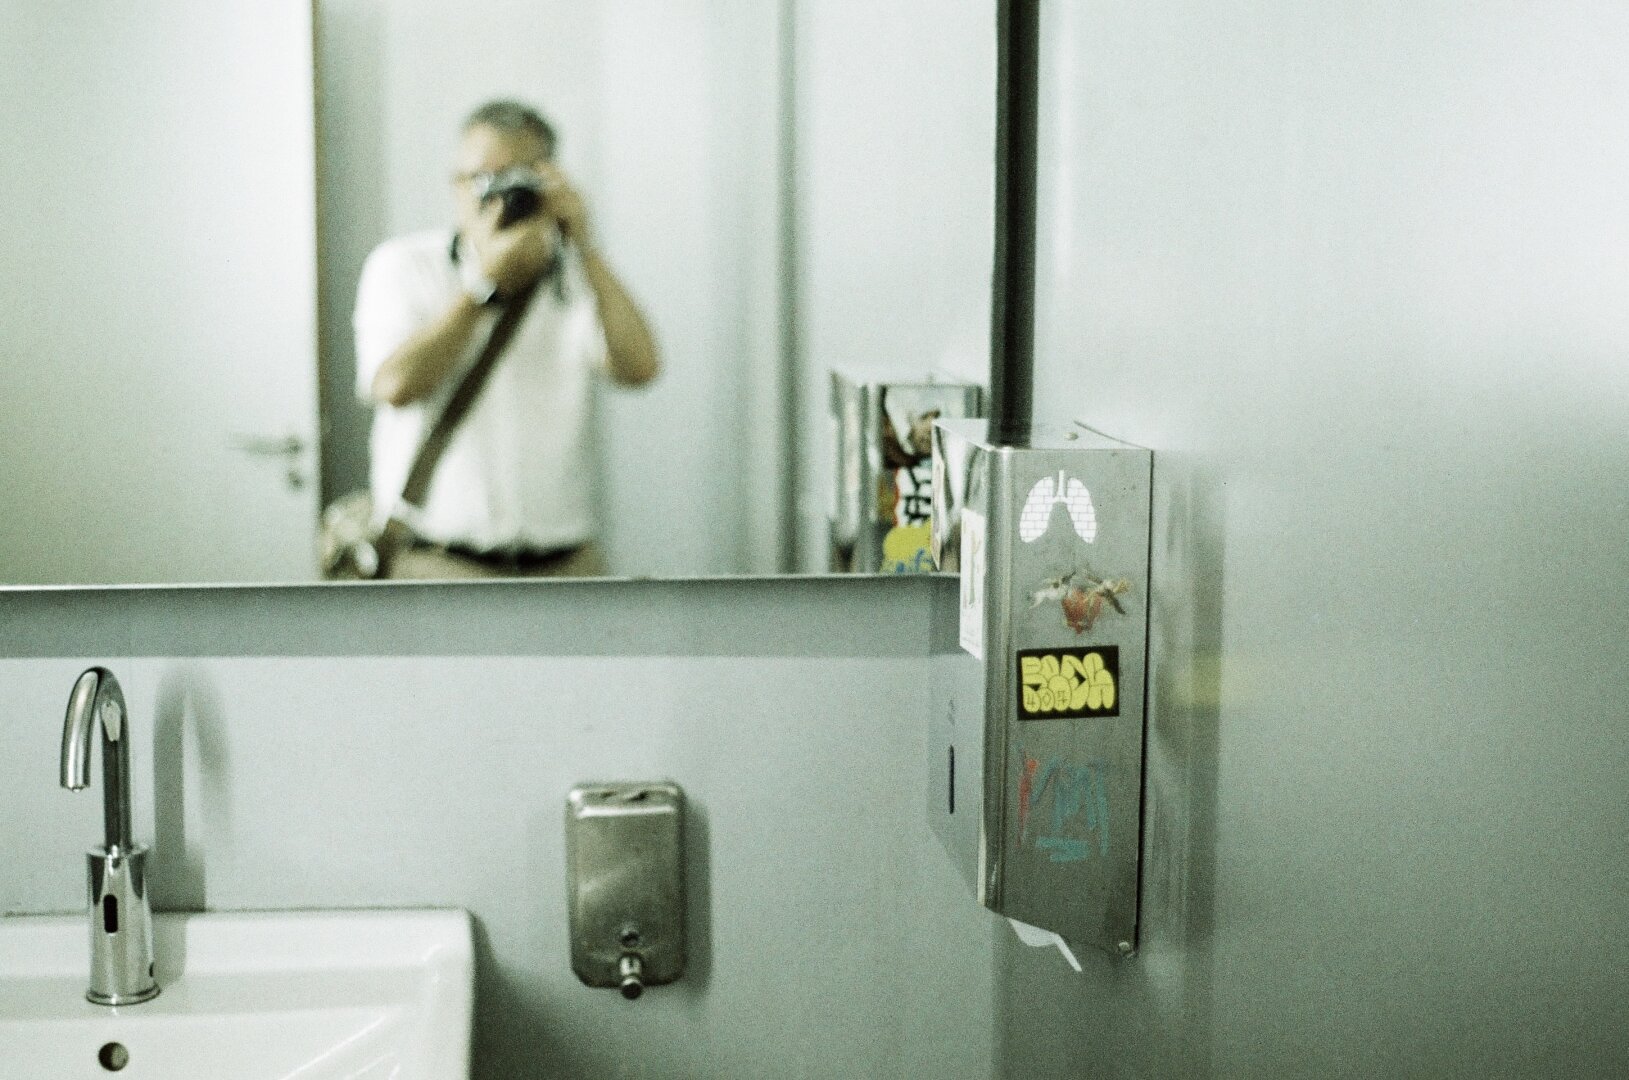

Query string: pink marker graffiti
1018 755 1040 841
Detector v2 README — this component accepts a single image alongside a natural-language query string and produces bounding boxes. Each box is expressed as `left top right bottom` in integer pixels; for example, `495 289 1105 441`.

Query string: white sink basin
0 909 473 1079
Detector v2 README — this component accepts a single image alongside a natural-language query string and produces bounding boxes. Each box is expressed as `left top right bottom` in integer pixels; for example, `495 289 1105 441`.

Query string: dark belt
411 537 584 572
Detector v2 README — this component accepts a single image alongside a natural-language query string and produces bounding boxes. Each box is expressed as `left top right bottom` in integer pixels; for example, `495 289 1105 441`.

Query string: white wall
0 579 996 1080
316 0 788 575
998 3 1629 1077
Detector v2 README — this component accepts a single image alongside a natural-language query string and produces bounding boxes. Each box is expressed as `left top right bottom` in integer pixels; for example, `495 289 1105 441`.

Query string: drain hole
98 1042 129 1071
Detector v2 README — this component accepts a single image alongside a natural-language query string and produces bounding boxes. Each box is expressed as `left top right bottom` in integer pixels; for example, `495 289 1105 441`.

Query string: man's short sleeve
582 308 610 377
353 239 431 402
562 253 610 376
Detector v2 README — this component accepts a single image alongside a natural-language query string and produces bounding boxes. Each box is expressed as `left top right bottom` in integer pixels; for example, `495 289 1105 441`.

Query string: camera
474 166 545 228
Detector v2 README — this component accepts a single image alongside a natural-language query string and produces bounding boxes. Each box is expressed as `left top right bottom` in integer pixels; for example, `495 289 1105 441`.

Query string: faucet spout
61 666 135 852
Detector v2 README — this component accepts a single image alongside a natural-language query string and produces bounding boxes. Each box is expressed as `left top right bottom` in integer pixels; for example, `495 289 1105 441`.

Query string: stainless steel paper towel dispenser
829 370 983 573
929 419 1152 959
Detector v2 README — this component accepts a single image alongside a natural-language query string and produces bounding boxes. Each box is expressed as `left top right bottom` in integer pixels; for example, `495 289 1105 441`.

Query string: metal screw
619 927 641 949
1116 940 1134 958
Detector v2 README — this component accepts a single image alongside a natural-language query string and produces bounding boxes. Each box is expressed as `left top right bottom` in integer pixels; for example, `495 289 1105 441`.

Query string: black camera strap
396 278 541 510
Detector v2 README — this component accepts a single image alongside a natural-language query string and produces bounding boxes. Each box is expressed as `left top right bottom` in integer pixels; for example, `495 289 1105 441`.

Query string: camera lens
495 186 541 227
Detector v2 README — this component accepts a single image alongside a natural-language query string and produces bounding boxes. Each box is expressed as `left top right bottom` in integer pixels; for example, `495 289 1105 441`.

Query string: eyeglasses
453 160 549 187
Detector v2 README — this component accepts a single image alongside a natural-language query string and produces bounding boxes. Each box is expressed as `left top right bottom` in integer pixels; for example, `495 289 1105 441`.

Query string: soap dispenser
565 782 686 999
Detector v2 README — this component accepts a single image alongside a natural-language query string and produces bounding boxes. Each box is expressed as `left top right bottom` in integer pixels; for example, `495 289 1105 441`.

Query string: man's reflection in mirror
353 100 660 578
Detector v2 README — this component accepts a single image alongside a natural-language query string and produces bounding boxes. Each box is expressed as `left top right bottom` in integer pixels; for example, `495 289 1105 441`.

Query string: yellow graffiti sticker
1018 647 1120 719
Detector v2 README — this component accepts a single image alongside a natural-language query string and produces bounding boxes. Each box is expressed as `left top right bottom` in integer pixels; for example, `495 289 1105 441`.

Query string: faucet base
87 984 161 1007
86 846 159 1006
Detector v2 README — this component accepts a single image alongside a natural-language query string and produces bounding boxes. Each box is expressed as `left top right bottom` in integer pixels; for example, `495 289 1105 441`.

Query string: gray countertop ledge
0 575 963 659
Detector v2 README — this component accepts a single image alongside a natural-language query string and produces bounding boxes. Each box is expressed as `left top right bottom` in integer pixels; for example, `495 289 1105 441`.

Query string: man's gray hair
463 99 557 159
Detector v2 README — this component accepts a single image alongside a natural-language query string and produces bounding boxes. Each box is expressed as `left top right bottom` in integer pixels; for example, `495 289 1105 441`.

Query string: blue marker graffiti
1017 752 1109 863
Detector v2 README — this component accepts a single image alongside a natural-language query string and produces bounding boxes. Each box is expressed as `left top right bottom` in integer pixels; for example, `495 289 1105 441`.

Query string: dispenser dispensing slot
617 954 645 1000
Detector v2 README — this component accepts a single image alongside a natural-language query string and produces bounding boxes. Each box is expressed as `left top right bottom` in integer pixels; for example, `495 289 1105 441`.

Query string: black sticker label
1017 646 1119 720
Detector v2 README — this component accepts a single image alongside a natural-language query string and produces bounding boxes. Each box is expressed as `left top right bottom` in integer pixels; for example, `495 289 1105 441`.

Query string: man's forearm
370 294 487 407
579 244 660 386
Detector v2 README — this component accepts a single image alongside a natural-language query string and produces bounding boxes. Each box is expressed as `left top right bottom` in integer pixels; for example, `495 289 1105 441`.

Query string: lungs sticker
1019 471 1096 543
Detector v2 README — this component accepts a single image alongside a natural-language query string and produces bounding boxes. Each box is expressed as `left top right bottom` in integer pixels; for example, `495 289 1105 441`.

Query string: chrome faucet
60 667 159 1005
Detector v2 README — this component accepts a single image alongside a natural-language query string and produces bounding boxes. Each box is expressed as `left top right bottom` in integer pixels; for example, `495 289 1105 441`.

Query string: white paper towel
1006 917 1083 972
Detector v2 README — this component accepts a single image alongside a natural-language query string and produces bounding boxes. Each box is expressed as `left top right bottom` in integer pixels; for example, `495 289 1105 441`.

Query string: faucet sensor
60 667 159 1005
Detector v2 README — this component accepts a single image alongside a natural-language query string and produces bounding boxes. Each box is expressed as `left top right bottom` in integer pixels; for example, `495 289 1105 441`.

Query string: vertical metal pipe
777 0 803 571
989 0 1040 441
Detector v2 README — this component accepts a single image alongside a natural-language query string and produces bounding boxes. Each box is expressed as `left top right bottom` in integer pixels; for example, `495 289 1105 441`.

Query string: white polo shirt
354 228 607 552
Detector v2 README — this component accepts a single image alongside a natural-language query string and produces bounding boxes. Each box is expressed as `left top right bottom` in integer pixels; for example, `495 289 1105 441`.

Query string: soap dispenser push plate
566 782 685 998
930 420 1153 959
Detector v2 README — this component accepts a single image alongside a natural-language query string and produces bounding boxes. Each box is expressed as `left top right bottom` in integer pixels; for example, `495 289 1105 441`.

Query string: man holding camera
353 100 659 578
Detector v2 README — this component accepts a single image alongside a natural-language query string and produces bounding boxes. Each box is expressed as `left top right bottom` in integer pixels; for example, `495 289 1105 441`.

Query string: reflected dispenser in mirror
828 371 982 573
929 420 1152 959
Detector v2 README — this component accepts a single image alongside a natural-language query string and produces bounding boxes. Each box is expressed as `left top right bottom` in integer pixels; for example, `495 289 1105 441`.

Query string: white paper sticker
959 509 986 659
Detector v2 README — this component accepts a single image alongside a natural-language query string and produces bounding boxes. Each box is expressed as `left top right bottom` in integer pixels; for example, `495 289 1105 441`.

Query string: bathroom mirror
0 1 995 587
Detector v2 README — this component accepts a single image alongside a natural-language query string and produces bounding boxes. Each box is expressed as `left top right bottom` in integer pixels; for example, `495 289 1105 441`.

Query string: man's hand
536 163 593 247
468 202 554 294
